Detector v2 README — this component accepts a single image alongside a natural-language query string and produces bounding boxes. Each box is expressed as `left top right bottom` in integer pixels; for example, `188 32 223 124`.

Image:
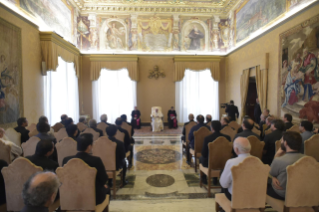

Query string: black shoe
212 178 218 185
108 179 113 188
121 180 129 187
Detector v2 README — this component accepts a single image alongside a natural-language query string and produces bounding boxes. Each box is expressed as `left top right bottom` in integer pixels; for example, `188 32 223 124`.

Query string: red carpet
134 126 182 136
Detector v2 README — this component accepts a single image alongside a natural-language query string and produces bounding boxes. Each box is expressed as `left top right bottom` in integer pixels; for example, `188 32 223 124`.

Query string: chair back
28 128 38 137
275 140 281 153
185 122 197 144
252 127 261 137
1 158 43 211
220 126 236 142
52 122 64 132
121 122 132 138
22 136 41 157
194 127 212 157
262 124 268 133
54 127 68 142
92 136 117 171
151 106 162 114
26 123 36 132
97 122 108 136
231 156 270 209
285 156 319 208
247 136 265 159
5 128 21 146
264 128 272 136
81 128 100 141
304 134 319 161
206 121 211 127
115 130 125 142
228 121 240 131
77 122 88 132
208 137 233 170
56 158 96 210
56 137 77 167
286 124 300 133
0 140 11 164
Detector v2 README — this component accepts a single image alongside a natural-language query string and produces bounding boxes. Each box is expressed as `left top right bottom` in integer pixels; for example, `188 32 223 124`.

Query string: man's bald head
100 114 107 122
22 172 60 207
188 114 194 121
233 137 251 155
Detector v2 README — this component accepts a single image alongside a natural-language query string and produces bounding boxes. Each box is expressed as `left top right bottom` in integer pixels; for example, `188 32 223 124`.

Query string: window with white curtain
92 68 137 124
43 57 80 125
175 69 219 123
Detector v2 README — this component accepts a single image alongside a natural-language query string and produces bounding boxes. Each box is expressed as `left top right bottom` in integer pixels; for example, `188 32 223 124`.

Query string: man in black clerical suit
234 118 260 140
26 140 59 172
225 100 239 122
66 124 79 140
106 125 127 186
200 121 231 184
60 114 68 126
181 113 195 141
115 118 131 153
89 119 103 137
221 117 233 130
120 114 134 167
168 106 178 129
121 114 134 138
63 133 110 205
205 115 212 126
131 106 141 129
262 119 285 165
254 98 262 124
14 117 29 144
283 113 293 131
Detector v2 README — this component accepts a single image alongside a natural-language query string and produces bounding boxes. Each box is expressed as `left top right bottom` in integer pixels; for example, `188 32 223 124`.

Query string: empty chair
190 127 212 172
304 134 319 161
22 136 41 157
52 122 64 132
266 156 319 212
54 127 68 142
56 158 109 211
56 137 78 167
97 122 108 136
81 128 100 141
247 136 265 159
199 137 233 197
0 140 11 164
286 125 300 133
228 121 240 132
216 157 270 212
5 128 21 147
77 122 88 132
220 126 236 142
26 123 36 132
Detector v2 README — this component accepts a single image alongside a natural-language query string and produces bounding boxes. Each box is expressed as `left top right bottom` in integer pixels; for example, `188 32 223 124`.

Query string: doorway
245 77 257 120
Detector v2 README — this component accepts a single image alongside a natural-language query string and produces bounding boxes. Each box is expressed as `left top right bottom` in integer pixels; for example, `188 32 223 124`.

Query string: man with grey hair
219 137 252 201
100 114 112 126
21 172 60 212
89 119 103 137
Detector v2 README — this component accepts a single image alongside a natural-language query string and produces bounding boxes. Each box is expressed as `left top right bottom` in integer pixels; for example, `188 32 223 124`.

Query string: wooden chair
190 127 212 172
82 128 100 141
220 126 236 142
304 134 319 161
0 140 11 164
252 127 261 137
199 137 233 197
77 122 88 132
247 136 265 159
275 140 281 153
183 122 197 147
264 127 272 136
54 127 68 142
21 136 41 157
206 121 212 127
286 125 300 133
56 158 109 212
5 128 21 147
228 121 240 132
216 157 270 212
28 128 38 137
97 122 109 136
115 130 130 158
52 122 64 132
266 156 319 212
26 123 36 132
262 124 268 133
121 122 132 139
56 137 77 167
92 136 123 199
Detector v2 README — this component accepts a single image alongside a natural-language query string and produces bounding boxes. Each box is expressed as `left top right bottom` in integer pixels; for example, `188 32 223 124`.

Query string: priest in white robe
151 108 164 132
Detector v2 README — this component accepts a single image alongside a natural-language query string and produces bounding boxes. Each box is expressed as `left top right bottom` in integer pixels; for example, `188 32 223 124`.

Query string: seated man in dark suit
14 117 29 144
186 115 210 165
120 114 135 140
283 113 293 131
63 134 110 205
205 114 212 126
115 118 131 154
0 159 8 205
106 125 127 186
262 119 285 165
221 116 233 130
35 122 58 162
60 114 68 126
63 118 74 128
181 113 195 141
66 124 79 140
26 140 59 172
120 114 134 167
200 121 231 184
89 119 103 137
234 118 260 140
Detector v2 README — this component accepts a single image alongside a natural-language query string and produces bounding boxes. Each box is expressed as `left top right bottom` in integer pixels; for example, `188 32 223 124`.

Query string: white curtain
43 57 80 125
92 68 137 124
175 69 219 124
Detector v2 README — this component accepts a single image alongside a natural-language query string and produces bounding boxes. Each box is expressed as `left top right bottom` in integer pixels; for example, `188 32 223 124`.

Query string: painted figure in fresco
186 25 204 50
107 22 125 49
219 21 230 48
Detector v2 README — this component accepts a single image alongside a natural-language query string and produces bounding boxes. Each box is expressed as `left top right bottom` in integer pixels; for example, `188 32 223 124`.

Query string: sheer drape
44 57 80 125
175 69 219 124
92 68 137 124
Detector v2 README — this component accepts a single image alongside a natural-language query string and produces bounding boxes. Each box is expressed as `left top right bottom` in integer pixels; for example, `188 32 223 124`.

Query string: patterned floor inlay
146 174 175 187
135 148 182 164
184 173 200 187
116 175 136 188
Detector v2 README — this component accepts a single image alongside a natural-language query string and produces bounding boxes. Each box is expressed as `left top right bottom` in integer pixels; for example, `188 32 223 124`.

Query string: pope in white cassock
151 108 164 132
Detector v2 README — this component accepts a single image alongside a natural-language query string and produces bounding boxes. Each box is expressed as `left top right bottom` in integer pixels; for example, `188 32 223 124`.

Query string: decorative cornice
89 54 139 62
174 55 222 62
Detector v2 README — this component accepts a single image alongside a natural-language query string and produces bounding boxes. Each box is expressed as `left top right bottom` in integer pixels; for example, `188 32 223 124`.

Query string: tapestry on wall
0 18 23 128
279 14 319 123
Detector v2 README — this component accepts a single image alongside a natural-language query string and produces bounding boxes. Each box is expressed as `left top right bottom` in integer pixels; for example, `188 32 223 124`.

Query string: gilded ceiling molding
174 55 222 62
89 54 138 62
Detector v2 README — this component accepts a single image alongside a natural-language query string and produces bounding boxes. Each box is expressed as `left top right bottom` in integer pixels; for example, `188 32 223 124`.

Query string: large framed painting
278 14 319 123
0 18 23 128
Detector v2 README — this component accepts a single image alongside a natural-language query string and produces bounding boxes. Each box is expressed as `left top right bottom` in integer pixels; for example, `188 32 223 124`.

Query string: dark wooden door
245 78 257 120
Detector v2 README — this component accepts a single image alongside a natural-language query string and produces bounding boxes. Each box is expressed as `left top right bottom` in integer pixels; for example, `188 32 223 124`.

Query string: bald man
21 172 60 212
181 113 195 142
220 137 252 201
234 118 260 140
100 114 113 126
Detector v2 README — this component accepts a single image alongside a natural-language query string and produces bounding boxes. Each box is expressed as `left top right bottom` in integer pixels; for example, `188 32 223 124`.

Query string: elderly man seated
219 137 251 201
0 128 22 162
151 108 164 132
